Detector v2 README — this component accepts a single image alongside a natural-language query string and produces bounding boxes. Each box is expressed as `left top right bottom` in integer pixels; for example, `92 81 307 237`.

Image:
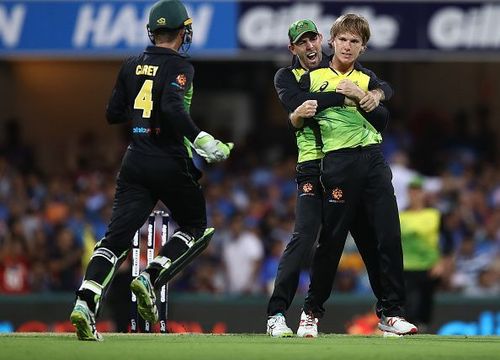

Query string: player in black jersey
70 0 232 341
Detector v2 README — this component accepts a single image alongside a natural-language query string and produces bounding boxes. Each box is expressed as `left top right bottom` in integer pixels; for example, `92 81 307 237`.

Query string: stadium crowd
0 105 499 298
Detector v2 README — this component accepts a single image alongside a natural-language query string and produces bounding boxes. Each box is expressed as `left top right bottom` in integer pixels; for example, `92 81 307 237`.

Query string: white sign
0 5 25 48
429 5 500 49
72 3 214 48
238 3 399 49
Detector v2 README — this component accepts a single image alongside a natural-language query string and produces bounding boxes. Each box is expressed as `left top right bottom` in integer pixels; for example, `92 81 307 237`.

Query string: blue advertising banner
1 1 500 58
0 0 238 57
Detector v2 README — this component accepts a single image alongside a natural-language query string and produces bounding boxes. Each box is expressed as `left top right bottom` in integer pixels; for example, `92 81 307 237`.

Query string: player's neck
155 40 182 52
330 57 354 74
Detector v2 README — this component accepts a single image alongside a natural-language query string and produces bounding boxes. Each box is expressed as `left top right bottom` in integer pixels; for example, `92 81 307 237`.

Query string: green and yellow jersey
300 66 382 153
274 56 392 162
400 208 441 271
290 67 325 163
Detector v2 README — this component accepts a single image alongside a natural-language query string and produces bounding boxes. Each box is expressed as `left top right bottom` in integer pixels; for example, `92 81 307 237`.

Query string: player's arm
161 60 232 163
289 100 317 128
357 64 394 112
106 60 132 124
430 214 455 279
274 68 346 114
336 79 389 132
357 63 394 101
160 60 200 141
358 104 390 133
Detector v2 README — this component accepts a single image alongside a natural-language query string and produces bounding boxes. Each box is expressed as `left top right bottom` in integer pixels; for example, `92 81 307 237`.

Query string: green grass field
1 333 499 360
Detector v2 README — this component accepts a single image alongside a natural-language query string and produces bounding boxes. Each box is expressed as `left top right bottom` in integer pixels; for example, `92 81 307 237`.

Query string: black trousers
267 160 322 316
404 270 437 327
82 149 207 289
304 145 406 318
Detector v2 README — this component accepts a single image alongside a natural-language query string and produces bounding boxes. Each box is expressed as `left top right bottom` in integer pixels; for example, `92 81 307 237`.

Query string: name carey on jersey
135 65 159 77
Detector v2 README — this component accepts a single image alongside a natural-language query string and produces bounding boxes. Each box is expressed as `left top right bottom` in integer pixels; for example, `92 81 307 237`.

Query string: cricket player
70 0 233 341
299 14 418 337
267 19 392 337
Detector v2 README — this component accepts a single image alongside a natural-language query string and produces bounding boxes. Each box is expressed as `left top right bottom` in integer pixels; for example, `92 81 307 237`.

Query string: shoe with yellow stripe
70 299 103 341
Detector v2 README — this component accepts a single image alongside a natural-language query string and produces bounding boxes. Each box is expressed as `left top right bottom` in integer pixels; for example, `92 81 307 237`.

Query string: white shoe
297 311 318 338
267 313 293 337
70 299 103 341
378 315 418 335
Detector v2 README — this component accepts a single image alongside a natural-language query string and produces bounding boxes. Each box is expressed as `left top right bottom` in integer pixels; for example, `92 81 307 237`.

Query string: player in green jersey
299 14 418 337
268 19 392 337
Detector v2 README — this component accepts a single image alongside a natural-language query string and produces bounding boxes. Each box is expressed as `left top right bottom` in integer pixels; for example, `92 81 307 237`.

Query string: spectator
222 214 263 294
0 233 30 293
400 176 454 332
48 226 83 291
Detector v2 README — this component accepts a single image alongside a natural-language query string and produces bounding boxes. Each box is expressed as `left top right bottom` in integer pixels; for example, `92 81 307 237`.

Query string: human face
288 32 323 70
408 187 425 209
330 32 365 70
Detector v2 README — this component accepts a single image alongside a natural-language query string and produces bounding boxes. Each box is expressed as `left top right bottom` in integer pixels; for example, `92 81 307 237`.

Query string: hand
336 79 366 102
193 131 234 163
344 97 357 107
294 100 318 118
290 100 317 128
429 257 453 279
359 90 382 112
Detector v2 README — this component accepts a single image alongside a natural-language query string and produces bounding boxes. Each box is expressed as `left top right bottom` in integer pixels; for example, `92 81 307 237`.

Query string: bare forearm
290 109 304 128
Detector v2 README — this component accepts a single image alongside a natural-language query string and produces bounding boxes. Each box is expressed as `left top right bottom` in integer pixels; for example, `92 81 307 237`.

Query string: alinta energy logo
157 17 166 25
133 127 161 135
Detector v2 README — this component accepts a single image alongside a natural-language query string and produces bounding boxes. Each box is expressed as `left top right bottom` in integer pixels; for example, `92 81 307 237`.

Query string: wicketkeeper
70 0 232 341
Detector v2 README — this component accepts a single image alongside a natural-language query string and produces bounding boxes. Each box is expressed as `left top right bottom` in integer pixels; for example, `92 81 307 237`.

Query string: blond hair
330 13 371 45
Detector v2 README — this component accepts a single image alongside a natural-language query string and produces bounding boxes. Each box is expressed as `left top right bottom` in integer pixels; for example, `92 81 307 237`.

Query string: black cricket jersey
106 46 200 158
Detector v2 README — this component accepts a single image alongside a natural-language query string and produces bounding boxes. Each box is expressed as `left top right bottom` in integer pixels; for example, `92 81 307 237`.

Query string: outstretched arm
160 61 233 163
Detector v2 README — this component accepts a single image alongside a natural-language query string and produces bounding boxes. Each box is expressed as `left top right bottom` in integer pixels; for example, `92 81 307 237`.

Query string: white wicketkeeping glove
192 131 234 163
